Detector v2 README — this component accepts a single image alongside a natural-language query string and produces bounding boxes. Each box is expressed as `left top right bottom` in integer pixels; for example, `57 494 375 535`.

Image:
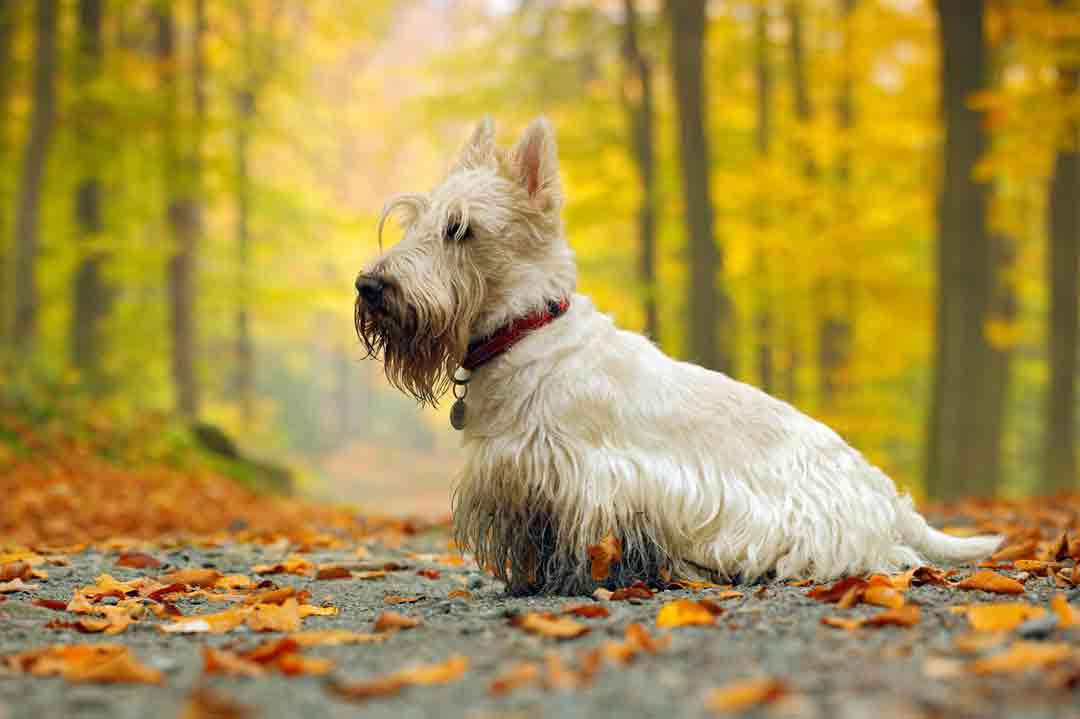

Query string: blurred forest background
0 0 1077 516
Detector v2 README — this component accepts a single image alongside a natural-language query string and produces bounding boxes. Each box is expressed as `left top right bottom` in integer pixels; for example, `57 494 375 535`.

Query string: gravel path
2 531 1079 719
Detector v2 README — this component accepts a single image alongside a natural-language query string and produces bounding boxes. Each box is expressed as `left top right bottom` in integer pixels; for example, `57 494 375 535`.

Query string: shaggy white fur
357 117 1001 596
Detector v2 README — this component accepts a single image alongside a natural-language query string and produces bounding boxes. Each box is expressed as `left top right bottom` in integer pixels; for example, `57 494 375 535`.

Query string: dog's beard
354 297 466 406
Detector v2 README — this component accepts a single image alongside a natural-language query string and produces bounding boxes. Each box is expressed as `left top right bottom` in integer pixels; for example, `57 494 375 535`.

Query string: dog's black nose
355 275 384 307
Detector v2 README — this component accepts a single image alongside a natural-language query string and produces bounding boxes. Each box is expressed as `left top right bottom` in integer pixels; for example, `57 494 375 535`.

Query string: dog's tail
902 508 1002 562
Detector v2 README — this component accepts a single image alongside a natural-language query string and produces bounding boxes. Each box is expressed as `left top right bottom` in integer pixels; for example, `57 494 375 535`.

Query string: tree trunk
12 0 59 351
1044 21 1079 491
753 4 774 394
783 0 815 401
0 1 15 342
926 0 995 500
818 0 856 408
621 0 659 342
666 0 733 374
232 0 255 421
70 0 111 389
156 0 202 420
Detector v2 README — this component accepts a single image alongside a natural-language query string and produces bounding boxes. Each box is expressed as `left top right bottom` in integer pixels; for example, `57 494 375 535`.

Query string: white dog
354 117 1000 595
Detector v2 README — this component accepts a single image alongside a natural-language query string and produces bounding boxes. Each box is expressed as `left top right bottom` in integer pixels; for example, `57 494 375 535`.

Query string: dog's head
355 117 576 404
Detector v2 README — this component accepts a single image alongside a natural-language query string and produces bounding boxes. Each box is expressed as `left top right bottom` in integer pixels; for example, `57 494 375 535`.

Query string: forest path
2 531 1078 719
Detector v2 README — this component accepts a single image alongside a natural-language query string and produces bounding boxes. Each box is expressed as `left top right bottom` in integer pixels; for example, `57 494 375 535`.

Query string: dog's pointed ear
512 117 561 210
455 117 497 171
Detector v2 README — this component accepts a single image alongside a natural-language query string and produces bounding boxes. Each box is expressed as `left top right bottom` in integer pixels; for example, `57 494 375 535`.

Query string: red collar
461 298 570 371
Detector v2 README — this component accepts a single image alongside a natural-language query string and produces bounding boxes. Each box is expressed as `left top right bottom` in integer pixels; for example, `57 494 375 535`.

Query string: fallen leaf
353 570 387 581
374 610 422 633
203 647 266 678
656 599 717 628
609 581 654 601
290 630 386 646
891 566 951 590
705 677 788 714
251 556 313 576
862 604 920 627
179 688 252 719
820 616 863 630
33 599 69 611
244 586 297 606
5 644 162 684
0 561 32 582
966 641 1072 675
1050 593 1080 628
329 655 469 701
247 598 302 632
711 590 744 600
512 612 590 639
161 607 250 634
114 552 162 569
315 566 351 580
489 662 540 695
992 540 1038 561
587 535 622 582
562 603 610 619
384 595 424 605
159 569 222 588
963 603 1046 632
416 569 441 580
0 578 38 593
955 570 1025 595
447 589 471 600
863 585 905 610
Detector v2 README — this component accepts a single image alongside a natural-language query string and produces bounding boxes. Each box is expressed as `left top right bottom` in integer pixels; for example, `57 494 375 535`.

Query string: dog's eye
445 220 471 242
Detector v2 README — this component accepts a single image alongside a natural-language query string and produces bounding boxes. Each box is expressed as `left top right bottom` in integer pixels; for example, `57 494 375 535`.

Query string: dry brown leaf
656 599 718 628
0 578 38 593
0 561 32 582
179 688 252 719
542 652 580 691
891 565 951 590
705 677 788 714
807 577 867 605
114 552 162 569
955 570 1025 595
864 585 905 609
608 581 654 601
862 604 920 627
966 641 1072 675
5 644 162 684
244 586 297 606
330 655 469 701
489 662 540 695
290 630 387 647
820 616 863 631
992 540 1038 561
416 569 441 580
251 556 313 576
353 570 388 581
711 590 744 600
562 603 610 619
161 606 251 634
962 603 1046 632
203 647 266 678
1050 593 1080 628
512 612 590 639
159 568 222 588
299 603 337 618
374 610 422 633
587 535 623 582
447 589 472 600
247 598 303 632
384 595 424 605
314 566 351 580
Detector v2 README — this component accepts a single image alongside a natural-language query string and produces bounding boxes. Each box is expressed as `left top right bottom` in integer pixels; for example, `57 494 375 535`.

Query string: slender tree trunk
157 0 202 420
783 0 815 400
0 1 15 342
753 4 775 394
926 0 995 500
233 94 255 420
1044 13 1079 491
621 0 659 342
12 0 59 351
71 0 111 388
666 0 733 374
819 0 856 408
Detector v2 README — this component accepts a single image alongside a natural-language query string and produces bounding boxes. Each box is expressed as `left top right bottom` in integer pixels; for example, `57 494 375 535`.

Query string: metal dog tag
450 398 467 430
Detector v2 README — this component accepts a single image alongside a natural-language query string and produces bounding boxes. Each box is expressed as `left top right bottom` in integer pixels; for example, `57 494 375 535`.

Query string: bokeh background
0 0 1076 516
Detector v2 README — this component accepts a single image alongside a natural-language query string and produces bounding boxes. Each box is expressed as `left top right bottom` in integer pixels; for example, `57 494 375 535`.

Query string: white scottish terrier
354 117 1000 595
